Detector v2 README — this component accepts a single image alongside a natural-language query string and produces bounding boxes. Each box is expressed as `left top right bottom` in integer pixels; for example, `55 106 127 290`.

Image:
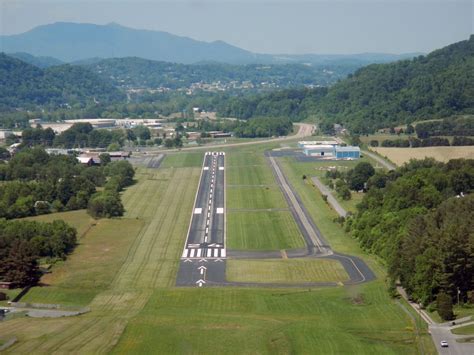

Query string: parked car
440 340 448 348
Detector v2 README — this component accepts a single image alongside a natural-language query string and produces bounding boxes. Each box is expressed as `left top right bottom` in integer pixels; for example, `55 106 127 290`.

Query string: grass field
161 151 204 168
227 211 305 250
372 146 474 166
0 149 436 354
226 259 349 283
452 323 474 335
25 209 95 238
227 186 287 210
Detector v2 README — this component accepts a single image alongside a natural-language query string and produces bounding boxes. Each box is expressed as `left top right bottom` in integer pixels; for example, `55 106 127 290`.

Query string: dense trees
0 219 77 287
415 116 474 138
349 158 474 307
0 53 124 111
0 148 134 219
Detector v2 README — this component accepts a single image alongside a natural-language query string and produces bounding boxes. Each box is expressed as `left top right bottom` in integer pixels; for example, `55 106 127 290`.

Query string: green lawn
452 323 474 335
161 151 204 168
226 165 276 186
227 259 349 283
227 186 287 210
24 209 95 238
227 211 305 250
113 282 427 354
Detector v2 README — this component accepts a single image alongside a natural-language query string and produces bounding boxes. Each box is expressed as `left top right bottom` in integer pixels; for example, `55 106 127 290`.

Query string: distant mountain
7 52 64 68
0 53 124 110
0 22 419 65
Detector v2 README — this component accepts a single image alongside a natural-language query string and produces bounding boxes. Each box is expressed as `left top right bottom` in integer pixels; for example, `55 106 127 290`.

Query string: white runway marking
203 167 209 170
219 167 224 170
216 208 224 214
190 249 195 258
213 249 219 257
221 249 226 258
194 208 202 214
182 249 189 258
207 249 212 257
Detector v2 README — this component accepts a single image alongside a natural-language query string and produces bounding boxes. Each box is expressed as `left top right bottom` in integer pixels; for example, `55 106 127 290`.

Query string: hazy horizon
1 0 473 55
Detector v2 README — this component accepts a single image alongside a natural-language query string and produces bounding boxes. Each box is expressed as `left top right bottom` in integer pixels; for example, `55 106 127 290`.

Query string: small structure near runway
299 141 360 160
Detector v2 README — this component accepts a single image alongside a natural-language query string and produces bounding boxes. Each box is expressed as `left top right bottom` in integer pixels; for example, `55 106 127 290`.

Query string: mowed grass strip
160 151 204 168
227 211 304 250
22 217 144 306
226 259 349 283
227 186 287 210
113 283 426 354
226 164 276 186
452 323 474 335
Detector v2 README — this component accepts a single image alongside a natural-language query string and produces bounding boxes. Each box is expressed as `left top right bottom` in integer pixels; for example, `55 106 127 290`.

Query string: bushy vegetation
0 219 77 287
348 158 474 306
0 148 134 219
415 116 474 138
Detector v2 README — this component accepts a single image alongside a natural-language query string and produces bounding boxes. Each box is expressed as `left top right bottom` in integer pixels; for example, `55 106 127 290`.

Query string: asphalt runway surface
176 150 375 288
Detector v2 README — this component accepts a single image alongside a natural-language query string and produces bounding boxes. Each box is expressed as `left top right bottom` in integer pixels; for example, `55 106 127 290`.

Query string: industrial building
299 141 360 160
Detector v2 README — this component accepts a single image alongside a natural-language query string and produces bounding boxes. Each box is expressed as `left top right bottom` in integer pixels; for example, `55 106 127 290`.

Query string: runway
176 150 375 288
176 152 226 287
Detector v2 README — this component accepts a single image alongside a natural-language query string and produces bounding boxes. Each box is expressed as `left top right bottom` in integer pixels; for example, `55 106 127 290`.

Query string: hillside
0 22 417 65
0 53 124 110
318 35 474 132
82 57 348 90
7 52 64 68
216 36 474 132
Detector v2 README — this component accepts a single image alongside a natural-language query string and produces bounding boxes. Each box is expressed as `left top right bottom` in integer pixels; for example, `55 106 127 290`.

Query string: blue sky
1 0 472 54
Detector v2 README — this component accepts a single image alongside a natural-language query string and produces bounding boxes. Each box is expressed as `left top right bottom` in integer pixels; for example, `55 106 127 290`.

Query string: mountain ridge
1 22 420 65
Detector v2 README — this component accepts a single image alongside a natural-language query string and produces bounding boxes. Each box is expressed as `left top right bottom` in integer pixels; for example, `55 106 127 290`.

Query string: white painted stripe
197 249 202 257
182 249 189 258
206 219 209 226
207 249 212 257
194 208 202 214
221 249 226 258
219 167 224 170
205 227 209 234
213 249 219 257
203 167 209 170
216 208 224 214
207 212 210 218
204 236 208 242
190 249 195 258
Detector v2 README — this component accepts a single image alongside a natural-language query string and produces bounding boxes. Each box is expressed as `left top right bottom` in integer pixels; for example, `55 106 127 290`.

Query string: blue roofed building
334 146 360 159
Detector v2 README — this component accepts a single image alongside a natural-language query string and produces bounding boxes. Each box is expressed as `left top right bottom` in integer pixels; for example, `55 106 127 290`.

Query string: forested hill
217 36 473 132
82 57 351 89
0 53 125 111
319 35 474 132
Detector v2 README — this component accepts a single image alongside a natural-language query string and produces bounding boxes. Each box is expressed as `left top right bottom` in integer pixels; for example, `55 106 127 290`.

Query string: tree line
0 147 134 219
346 158 474 319
0 219 77 287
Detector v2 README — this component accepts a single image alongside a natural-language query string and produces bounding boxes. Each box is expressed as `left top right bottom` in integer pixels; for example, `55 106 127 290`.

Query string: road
138 123 314 154
397 287 474 354
362 149 396 170
311 176 347 217
177 151 226 287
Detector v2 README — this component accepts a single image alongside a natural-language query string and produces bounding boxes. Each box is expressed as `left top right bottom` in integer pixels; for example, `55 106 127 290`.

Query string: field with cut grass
227 186 287 210
25 209 95 238
227 210 305 250
0 148 436 354
452 324 474 335
372 146 474 166
227 259 349 283
160 151 204 168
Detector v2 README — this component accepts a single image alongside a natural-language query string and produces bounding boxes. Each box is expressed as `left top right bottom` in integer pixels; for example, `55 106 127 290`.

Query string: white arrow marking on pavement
184 259 192 263
214 258 224 262
196 279 206 287
199 259 208 263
